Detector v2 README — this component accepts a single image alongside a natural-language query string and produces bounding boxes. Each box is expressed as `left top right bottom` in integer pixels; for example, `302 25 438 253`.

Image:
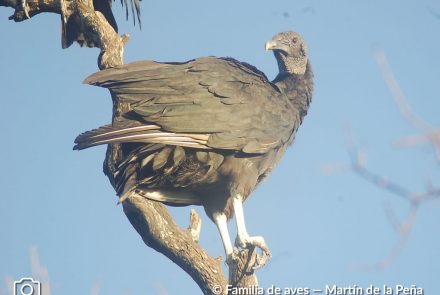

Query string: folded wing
76 57 298 154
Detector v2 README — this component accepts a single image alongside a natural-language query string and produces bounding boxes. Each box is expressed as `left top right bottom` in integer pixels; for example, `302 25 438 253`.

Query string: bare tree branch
228 248 259 288
326 49 440 270
344 128 439 270
0 0 128 69
29 246 51 295
3 248 138 295
395 130 440 162
428 6 440 20
374 48 432 132
90 281 100 295
4 276 14 295
354 205 418 271
122 193 229 295
374 48 440 162
0 0 62 21
75 0 129 69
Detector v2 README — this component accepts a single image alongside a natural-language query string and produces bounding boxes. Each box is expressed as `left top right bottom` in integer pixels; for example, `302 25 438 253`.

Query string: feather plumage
75 31 313 267
76 32 313 214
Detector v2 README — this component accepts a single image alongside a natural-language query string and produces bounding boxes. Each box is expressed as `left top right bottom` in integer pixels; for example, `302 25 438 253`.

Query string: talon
213 195 272 270
236 234 271 269
253 247 271 270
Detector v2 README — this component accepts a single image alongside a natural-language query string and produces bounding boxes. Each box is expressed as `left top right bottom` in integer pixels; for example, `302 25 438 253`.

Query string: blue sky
1 0 439 294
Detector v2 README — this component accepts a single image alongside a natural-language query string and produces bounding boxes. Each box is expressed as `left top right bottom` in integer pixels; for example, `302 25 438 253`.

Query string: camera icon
13 278 41 295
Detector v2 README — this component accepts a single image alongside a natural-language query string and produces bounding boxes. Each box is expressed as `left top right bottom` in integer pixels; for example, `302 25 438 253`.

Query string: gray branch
0 0 61 21
0 0 127 69
122 193 228 295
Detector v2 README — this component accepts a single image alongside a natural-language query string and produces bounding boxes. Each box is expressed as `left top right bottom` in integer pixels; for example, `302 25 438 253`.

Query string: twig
29 246 51 295
90 281 100 295
339 50 440 269
344 128 439 270
354 205 418 271
374 48 432 132
374 48 440 162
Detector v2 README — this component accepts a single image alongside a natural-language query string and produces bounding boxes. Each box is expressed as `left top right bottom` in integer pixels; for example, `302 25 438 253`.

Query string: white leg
213 212 234 263
233 194 249 243
232 194 271 269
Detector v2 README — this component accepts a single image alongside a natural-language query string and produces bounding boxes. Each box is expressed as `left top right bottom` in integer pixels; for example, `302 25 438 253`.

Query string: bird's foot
236 234 271 269
21 0 30 18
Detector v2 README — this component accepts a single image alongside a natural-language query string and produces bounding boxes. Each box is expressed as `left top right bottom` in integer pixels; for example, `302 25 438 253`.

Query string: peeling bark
229 248 259 289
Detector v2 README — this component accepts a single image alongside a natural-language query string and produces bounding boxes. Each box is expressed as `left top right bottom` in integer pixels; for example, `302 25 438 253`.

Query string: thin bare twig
90 281 100 295
343 126 439 271
374 48 440 162
374 48 432 132
343 49 440 270
29 246 51 295
354 205 418 271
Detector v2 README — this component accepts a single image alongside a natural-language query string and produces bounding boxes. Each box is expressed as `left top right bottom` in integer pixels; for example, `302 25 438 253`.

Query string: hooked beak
265 40 278 51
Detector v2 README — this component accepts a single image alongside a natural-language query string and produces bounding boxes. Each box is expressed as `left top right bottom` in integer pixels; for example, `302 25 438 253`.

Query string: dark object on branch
1 0 131 68
62 0 142 48
75 31 313 269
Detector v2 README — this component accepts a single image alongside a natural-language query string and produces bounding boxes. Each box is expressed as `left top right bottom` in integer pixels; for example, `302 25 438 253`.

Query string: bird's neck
274 62 313 123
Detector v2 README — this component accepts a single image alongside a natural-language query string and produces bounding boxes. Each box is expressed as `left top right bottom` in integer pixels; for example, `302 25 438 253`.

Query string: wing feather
80 57 296 154
74 124 210 150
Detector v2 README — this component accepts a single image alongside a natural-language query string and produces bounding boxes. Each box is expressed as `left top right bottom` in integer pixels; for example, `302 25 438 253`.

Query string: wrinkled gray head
265 31 308 75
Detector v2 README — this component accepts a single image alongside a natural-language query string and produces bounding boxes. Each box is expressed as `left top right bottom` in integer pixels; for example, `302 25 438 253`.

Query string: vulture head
265 31 308 75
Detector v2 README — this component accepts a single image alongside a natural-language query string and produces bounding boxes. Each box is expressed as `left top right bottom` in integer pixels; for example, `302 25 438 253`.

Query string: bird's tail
74 124 160 150
74 124 210 150
120 0 142 28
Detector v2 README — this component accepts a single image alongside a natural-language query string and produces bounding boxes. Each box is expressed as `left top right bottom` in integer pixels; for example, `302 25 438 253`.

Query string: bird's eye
292 37 298 43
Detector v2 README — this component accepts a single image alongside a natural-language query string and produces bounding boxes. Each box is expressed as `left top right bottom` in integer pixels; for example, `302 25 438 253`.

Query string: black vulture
74 31 313 268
